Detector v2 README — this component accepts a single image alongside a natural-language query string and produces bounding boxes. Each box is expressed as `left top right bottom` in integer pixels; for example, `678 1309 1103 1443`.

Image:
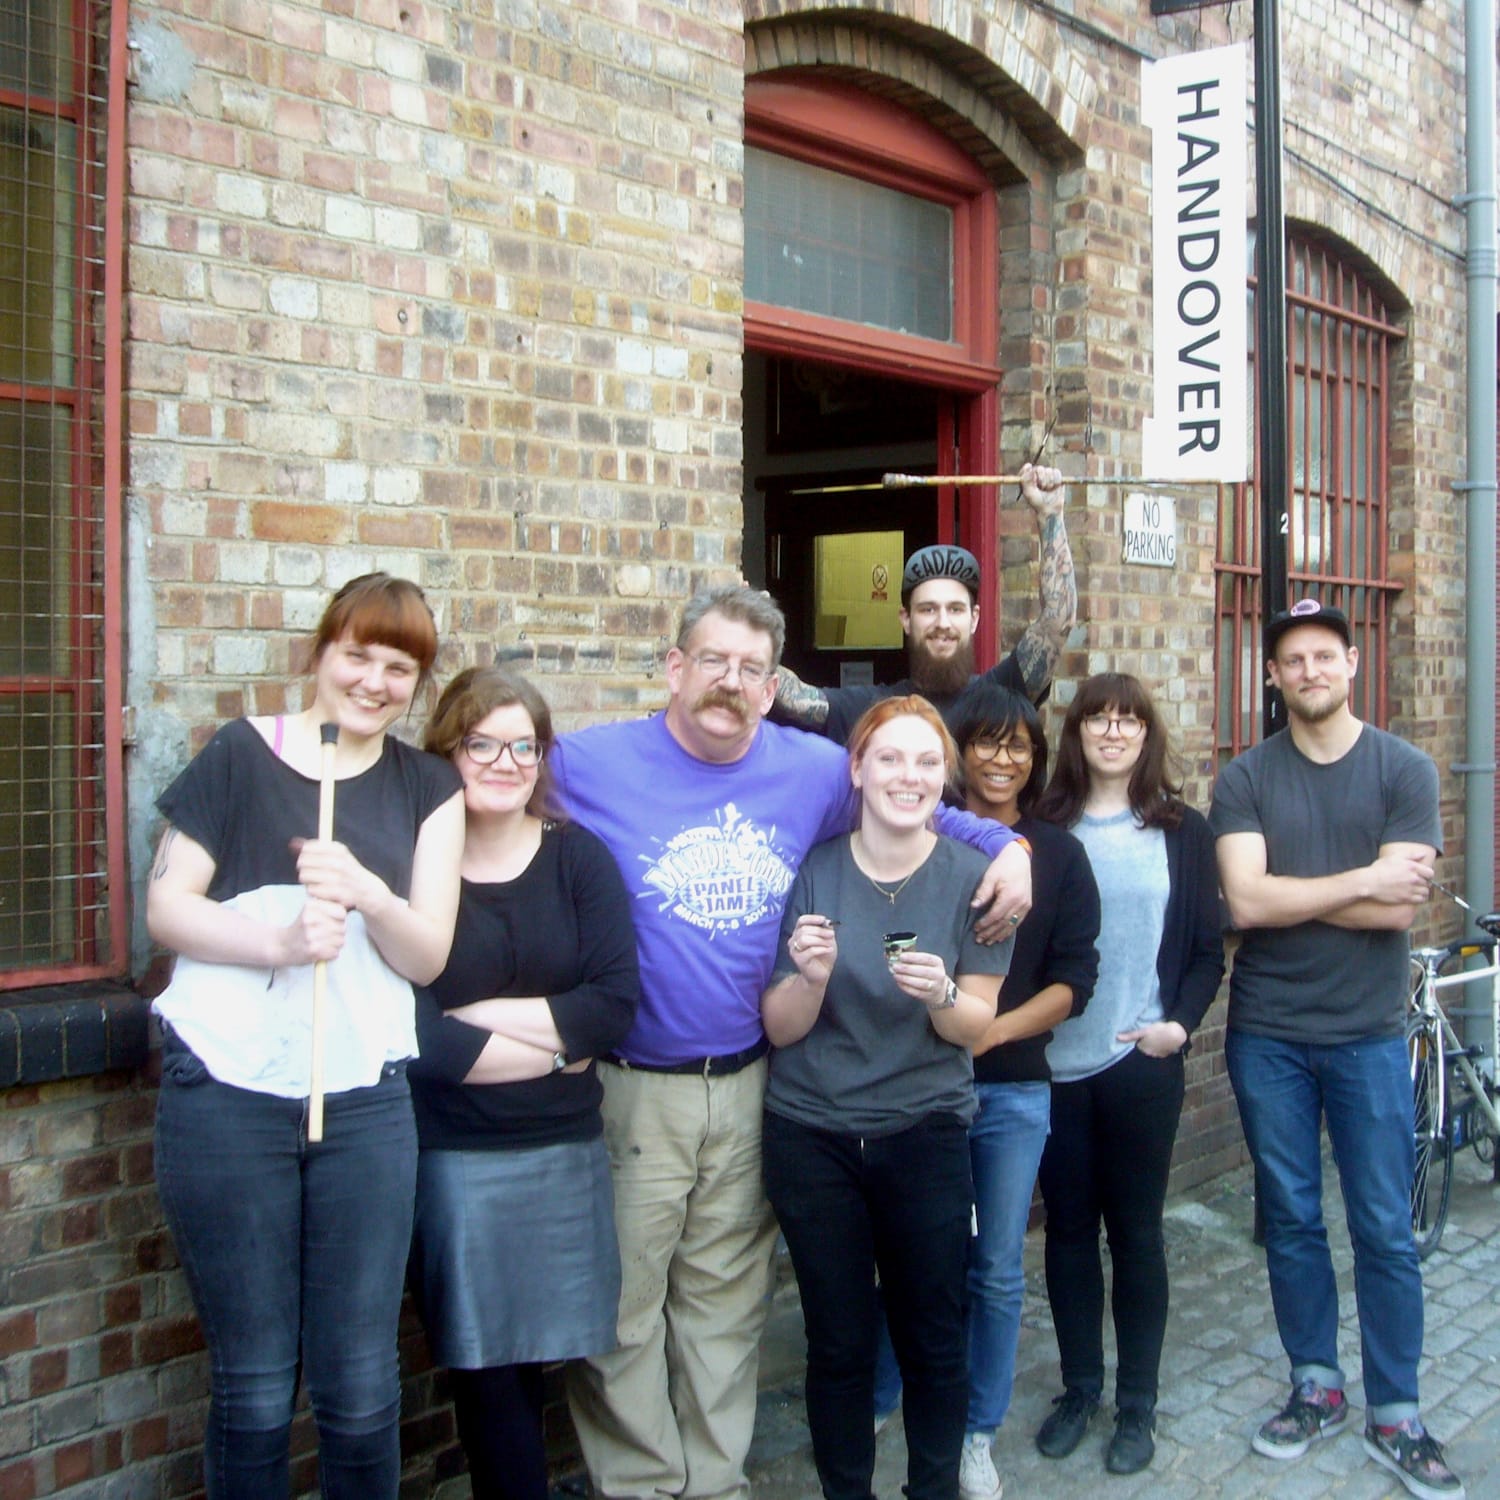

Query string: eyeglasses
968 734 1034 763
462 735 543 768
686 652 772 687
1081 713 1144 740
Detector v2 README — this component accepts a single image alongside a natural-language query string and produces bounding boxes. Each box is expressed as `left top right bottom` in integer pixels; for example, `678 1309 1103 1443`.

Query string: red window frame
744 76 1004 657
1214 235 1405 763
0 0 127 986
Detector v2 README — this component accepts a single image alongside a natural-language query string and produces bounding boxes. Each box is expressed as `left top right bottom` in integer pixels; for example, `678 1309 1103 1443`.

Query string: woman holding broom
147 573 465 1499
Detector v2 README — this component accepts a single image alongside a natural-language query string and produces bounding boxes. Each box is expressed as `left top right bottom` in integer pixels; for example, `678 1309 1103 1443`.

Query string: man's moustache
696 689 749 721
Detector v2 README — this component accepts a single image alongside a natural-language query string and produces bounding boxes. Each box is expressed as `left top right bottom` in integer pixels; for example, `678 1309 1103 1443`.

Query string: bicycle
1407 909 1500 1258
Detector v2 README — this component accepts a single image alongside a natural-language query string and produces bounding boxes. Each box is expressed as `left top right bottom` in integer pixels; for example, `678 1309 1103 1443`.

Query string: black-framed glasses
462 734 543 768
1081 713 1144 740
686 651 772 687
968 734 1034 763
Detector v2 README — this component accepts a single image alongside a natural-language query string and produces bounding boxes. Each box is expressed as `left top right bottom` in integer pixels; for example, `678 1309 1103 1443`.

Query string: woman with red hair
760 696 1012 1500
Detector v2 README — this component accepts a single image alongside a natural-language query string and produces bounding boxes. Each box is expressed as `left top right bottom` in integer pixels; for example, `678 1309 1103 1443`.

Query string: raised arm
772 663 831 728
1009 463 1077 701
1216 830 1434 933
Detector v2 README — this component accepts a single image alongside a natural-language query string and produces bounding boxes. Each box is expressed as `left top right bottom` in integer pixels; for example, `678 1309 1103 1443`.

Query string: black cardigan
1154 806 1228 1043
973 815 1101 1085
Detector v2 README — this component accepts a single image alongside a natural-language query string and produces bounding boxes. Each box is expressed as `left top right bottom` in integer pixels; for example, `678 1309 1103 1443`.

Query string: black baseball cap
1264 598 1352 657
901 544 981 605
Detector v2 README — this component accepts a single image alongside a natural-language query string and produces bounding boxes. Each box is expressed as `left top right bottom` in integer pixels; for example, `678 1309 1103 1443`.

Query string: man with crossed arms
1209 599 1460 1500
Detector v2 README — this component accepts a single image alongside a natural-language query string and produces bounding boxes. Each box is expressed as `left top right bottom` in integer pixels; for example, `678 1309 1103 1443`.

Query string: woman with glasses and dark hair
1027 673 1223 1476
409 666 639 1500
148 573 466 1499
936 683 1101 1500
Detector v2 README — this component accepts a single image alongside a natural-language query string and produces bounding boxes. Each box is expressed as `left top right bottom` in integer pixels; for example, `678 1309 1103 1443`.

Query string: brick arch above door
744 3 1091 172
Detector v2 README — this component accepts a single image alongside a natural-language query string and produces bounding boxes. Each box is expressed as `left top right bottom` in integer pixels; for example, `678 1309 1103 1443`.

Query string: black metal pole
1255 0 1289 742
1251 0 1289 1252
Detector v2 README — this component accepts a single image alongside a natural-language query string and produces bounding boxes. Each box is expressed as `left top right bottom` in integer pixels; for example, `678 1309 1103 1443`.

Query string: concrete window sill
0 983 151 1087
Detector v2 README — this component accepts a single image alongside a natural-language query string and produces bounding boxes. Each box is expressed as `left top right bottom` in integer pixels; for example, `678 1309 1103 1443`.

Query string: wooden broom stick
308 722 339 1143
788 472 1216 495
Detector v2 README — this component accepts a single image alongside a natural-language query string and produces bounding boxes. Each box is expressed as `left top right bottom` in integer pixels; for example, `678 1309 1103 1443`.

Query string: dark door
751 357 951 689
763 474 944 689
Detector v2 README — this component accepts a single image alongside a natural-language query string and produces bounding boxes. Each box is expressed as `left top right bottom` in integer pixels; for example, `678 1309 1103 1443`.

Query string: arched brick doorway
742 75 1003 683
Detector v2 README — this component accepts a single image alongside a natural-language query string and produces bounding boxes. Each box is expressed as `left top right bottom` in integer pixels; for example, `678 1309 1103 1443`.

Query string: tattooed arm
1010 463 1077 701
772 663 832 728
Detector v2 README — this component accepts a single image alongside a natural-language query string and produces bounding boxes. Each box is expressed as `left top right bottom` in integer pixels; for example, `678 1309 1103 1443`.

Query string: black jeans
763 1110 972 1500
1037 1046 1184 1413
154 1034 417 1499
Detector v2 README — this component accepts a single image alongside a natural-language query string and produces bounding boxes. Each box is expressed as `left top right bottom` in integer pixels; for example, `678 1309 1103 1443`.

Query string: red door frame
744 77 1004 665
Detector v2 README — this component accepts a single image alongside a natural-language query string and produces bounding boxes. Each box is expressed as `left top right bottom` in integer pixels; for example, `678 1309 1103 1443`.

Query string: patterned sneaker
958 1432 1003 1500
1363 1418 1465 1500
1251 1379 1349 1459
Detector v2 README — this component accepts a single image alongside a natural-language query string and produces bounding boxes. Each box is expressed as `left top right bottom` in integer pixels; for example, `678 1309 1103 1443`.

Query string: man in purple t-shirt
555 587 1031 1500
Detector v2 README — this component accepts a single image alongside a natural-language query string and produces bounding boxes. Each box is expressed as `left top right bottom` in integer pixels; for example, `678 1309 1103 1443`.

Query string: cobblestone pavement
747 1147 1500 1500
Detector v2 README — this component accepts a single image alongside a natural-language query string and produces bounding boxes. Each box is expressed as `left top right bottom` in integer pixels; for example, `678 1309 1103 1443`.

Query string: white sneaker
959 1432 1003 1500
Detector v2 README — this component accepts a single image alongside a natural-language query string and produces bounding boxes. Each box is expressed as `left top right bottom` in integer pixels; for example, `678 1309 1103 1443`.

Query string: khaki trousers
567 1059 779 1500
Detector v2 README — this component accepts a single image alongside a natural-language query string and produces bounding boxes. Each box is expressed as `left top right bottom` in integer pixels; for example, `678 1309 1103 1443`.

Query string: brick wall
128 0 749 745
1 0 1480 1494
0 1057 481 1500
1 1068 189 1498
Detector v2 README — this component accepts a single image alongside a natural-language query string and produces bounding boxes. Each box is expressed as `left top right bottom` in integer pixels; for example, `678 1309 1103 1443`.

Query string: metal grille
0 0 123 984
1214 237 1405 765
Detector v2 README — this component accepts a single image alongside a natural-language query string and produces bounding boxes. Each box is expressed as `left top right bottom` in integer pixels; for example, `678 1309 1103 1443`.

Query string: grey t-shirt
1208 724 1442 1043
1046 810 1168 1083
765 835 1011 1136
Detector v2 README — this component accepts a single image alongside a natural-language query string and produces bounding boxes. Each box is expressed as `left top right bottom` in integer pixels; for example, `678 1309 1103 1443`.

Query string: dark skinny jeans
153 1033 417 1499
1036 1046 1184 1414
763 1109 973 1500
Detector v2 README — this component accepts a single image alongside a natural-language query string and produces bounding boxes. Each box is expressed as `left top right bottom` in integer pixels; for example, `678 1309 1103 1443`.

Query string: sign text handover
1141 44 1248 484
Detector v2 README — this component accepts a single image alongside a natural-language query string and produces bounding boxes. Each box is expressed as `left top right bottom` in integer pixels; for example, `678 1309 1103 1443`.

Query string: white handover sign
1141 44 1249 484
1123 492 1178 567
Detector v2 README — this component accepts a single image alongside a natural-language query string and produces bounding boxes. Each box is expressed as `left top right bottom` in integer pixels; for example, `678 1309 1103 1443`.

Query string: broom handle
308 723 339 1143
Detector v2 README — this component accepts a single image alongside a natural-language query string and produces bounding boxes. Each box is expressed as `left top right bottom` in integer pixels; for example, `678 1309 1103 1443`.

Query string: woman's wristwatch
927 977 958 1011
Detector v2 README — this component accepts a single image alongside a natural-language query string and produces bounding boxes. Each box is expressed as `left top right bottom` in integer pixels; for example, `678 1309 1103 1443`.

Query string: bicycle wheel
1409 1019 1452 1258
1472 1083 1498 1165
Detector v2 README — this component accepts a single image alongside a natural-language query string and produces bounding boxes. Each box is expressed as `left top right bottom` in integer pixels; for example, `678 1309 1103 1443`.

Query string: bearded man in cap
1209 599 1461 1500
772 464 1074 743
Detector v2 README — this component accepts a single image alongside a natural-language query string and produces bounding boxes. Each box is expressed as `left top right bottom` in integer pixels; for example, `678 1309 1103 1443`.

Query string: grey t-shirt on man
1208 724 1442 1044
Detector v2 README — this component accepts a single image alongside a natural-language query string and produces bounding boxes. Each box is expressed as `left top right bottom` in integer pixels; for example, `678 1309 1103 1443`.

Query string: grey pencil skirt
409 1135 621 1369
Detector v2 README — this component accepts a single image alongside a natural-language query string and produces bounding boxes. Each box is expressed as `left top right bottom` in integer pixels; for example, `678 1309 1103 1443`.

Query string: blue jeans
872 1083 1051 1434
1225 1029 1422 1422
154 1034 418 1499
764 1110 973 1500
966 1081 1051 1433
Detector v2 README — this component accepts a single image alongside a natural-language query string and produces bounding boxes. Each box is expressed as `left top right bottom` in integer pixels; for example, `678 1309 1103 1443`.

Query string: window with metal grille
0 0 124 985
1214 235 1405 765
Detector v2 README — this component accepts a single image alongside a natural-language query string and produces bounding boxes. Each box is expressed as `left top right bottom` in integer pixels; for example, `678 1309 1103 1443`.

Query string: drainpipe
1457 0 1496 945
